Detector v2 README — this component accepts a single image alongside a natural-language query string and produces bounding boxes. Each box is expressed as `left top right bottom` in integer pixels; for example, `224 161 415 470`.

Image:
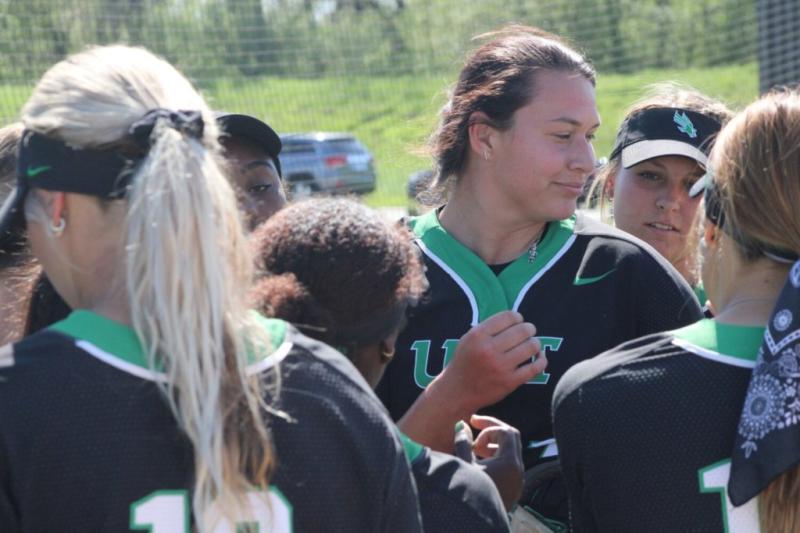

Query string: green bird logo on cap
673 111 698 139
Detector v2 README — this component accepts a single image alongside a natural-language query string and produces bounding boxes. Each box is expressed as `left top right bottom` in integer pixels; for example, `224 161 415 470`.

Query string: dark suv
278 133 376 196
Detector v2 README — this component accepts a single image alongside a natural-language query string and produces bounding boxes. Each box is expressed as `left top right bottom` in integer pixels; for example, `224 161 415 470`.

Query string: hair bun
252 273 336 342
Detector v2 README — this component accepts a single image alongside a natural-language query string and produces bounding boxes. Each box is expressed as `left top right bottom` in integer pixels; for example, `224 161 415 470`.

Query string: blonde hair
712 89 800 532
22 45 273 528
590 83 733 283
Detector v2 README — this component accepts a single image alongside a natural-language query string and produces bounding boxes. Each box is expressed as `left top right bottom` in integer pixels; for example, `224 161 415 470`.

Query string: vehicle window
281 141 315 154
320 139 365 155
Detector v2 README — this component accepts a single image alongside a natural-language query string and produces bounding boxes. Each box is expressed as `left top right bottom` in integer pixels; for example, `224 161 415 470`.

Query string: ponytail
22 45 275 527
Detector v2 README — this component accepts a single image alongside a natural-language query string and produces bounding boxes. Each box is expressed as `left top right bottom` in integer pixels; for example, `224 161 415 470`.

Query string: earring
483 149 490 161
379 346 395 363
50 217 66 236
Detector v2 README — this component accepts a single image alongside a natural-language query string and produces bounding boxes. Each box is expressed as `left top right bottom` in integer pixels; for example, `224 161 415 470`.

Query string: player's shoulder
279 324 377 399
411 446 510 532
553 329 678 412
0 328 81 380
572 211 679 271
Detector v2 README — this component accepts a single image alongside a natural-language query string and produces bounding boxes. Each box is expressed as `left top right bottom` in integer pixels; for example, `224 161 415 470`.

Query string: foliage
0 0 757 83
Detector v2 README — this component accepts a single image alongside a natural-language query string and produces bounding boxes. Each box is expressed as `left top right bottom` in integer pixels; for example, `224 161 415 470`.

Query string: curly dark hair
251 198 427 353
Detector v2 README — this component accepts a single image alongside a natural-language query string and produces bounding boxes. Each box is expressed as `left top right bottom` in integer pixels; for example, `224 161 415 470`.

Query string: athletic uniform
0 310 423 532
400 433 510 532
378 209 702 469
553 319 763 532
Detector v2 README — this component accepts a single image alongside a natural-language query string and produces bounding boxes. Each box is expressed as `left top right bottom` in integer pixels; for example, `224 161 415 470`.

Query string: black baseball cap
609 107 722 169
215 113 282 177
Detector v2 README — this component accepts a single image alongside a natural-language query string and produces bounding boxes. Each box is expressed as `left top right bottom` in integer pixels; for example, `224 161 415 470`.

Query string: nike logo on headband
26 165 51 178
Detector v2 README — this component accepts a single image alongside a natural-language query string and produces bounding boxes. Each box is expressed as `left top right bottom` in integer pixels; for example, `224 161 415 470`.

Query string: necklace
527 226 546 263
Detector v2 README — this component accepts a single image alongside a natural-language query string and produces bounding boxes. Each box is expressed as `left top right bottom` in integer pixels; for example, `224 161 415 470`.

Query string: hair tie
129 108 205 149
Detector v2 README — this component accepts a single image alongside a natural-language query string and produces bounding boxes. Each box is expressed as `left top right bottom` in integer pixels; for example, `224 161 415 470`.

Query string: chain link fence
1 0 795 205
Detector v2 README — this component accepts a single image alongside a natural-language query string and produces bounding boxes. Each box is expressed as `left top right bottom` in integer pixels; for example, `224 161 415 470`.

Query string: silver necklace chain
527 227 546 263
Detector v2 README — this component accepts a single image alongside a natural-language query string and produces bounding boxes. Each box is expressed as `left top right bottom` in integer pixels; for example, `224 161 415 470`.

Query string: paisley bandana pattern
729 260 800 505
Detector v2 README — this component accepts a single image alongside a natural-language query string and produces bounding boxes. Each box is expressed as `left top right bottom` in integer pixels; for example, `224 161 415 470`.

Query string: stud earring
50 217 66 236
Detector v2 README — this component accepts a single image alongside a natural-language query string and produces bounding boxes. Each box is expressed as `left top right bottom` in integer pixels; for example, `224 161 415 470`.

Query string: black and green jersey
399 433 510 532
0 310 422 532
377 210 701 467
553 319 763 532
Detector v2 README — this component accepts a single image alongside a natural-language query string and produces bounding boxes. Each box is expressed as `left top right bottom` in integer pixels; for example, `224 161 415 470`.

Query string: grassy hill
0 62 757 206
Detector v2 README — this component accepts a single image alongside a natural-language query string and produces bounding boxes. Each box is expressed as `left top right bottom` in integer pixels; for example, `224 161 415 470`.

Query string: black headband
17 108 205 199
0 108 205 248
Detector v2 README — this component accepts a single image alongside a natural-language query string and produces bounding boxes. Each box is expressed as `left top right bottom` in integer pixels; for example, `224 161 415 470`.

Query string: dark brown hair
0 122 71 344
251 198 427 354
0 123 32 344
423 24 595 204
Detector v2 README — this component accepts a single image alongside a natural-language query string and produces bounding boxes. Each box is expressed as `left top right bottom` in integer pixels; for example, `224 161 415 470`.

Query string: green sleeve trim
409 210 576 322
396 429 425 463
250 312 288 361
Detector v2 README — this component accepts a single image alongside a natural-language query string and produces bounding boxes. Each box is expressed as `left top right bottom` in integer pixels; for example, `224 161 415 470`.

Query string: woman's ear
606 173 616 200
50 192 67 228
378 339 395 364
379 330 400 364
703 219 719 247
467 111 495 162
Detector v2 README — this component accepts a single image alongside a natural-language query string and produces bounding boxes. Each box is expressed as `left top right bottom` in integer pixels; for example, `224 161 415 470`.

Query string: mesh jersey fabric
377 210 702 469
553 319 764 532
402 434 510 532
0 310 423 532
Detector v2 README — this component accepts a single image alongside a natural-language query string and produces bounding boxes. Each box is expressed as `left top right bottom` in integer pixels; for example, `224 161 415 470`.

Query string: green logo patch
673 111 698 139
26 165 51 178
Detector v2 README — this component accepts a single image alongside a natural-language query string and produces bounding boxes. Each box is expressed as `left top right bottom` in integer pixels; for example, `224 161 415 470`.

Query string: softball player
0 45 421 532
253 197 518 532
376 25 702 525
554 89 800 532
590 84 733 303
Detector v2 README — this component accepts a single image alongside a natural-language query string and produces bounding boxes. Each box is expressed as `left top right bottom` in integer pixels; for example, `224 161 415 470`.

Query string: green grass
0 62 757 207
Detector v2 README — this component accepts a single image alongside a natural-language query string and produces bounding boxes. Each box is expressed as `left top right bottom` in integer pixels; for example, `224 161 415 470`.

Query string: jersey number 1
698 459 760 533
130 488 293 532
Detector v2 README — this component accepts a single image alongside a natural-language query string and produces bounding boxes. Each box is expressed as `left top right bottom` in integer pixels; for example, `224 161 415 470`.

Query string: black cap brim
0 183 27 248
215 113 282 176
